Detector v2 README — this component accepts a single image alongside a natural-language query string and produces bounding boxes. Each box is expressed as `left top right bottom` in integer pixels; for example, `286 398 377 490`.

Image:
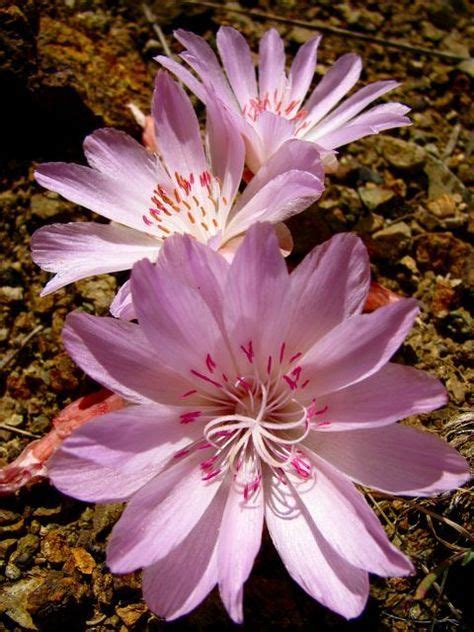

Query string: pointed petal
142 486 227 620
288 35 321 106
287 233 370 353
216 26 258 108
31 222 159 296
107 453 223 572
109 280 135 320
265 473 369 619
251 111 295 168
63 311 193 405
152 72 208 179
206 98 245 207
310 363 447 431
218 476 264 623
304 53 362 124
299 299 419 398
258 28 286 100
154 54 209 103
291 457 413 576
314 424 470 496
35 162 154 233
48 403 200 503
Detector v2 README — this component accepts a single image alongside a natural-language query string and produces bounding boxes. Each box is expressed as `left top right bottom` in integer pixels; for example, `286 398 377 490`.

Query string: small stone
41 530 70 564
400 256 419 276
116 603 147 627
76 275 117 313
427 193 457 218
424 155 468 201
288 27 314 44
377 137 426 172
69 547 96 575
9 534 39 568
372 222 412 260
446 375 467 403
5 561 22 580
358 185 396 211
30 193 65 219
458 58 474 78
0 286 24 304
415 233 471 277
0 509 20 526
0 539 16 559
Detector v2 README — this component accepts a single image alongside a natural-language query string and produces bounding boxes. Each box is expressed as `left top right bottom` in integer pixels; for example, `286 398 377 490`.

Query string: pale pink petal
109 280 135 320
258 28 286 100
251 111 295 169
83 128 169 189
142 486 227 620
130 258 229 385
288 35 321 107
154 54 209 104
290 457 413 576
265 473 369 619
223 223 291 372
206 98 245 207
307 80 400 141
152 71 208 179
35 162 154 233
299 299 419 398
49 403 200 503
225 170 323 240
315 424 470 496
309 363 447 431
107 453 223 572
303 53 362 124
218 475 264 623
63 312 194 405
216 26 258 109
31 221 160 296
174 29 237 109
287 233 370 353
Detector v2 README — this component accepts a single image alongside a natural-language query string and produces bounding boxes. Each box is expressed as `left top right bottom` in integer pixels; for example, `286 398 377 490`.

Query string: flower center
142 170 228 242
242 90 309 130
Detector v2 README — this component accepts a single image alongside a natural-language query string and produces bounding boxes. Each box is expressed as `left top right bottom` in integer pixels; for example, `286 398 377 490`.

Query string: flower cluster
27 26 468 624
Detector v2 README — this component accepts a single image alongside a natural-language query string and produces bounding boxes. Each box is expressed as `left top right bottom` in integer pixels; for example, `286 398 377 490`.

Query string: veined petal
288 35 321 107
216 26 258 109
287 233 370 353
218 473 264 623
31 221 159 296
290 458 413 576
314 424 470 496
63 312 194 405
35 162 154 233
152 72 208 179
265 473 369 619
258 28 286 101
48 404 200 503
154 54 209 104
107 452 223 572
142 485 227 620
109 280 135 320
299 299 419 398
307 80 400 141
243 112 294 174
309 363 448 431
304 53 362 125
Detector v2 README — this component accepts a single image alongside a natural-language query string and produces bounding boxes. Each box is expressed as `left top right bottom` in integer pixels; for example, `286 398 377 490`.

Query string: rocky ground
0 0 472 630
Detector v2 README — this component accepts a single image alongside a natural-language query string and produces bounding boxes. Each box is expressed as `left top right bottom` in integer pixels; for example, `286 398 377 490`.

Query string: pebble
372 222 412 259
0 286 24 304
9 534 39 568
116 603 147 627
377 137 426 172
358 185 396 211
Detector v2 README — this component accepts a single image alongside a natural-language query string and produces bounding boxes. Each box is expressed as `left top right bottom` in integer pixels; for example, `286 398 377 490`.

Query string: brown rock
116 603 147 627
427 193 457 218
415 233 472 277
68 547 96 575
40 530 70 564
376 137 426 172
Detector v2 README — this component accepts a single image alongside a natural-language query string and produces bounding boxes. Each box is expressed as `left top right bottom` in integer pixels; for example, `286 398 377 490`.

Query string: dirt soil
0 0 473 630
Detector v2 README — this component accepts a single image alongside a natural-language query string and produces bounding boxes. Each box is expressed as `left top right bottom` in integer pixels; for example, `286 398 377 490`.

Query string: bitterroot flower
31 72 324 317
157 27 411 173
49 224 469 622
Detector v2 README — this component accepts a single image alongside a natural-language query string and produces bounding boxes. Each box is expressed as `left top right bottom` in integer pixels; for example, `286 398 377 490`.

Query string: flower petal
107 453 223 572
152 72 208 179
304 53 362 125
299 298 419 398
142 486 227 620
258 28 286 101
218 475 264 623
291 457 413 576
63 311 193 405
310 363 447 431
31 221 160 296
48 403 200 503
314 424 470 496
154 54 209 103
265 473 369 619
35 162 154 233
216 26 258 109
288 35 321 107
287 233 370 353
109 280 135 320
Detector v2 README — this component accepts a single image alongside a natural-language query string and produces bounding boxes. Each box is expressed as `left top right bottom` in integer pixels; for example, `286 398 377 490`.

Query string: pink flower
48 225 468 622
157 27 411 173
31 72 324 317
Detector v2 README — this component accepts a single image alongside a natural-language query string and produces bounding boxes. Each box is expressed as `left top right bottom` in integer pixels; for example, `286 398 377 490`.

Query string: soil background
0 0 473 630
